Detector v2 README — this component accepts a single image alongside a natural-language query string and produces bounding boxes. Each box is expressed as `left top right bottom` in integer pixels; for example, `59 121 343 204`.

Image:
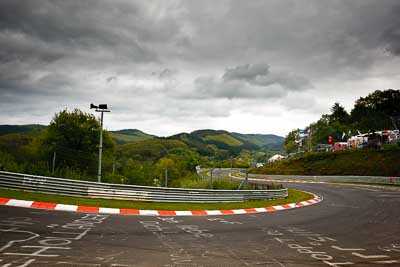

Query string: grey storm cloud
190 64 312 99
223 63 270 82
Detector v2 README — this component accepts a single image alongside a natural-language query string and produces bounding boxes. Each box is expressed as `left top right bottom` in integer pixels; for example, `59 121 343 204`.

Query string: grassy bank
0 188 312 210
251 147 400 176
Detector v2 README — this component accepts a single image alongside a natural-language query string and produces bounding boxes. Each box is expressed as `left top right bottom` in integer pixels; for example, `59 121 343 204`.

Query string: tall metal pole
98 111 104 183
230 156 233 179
210 168 214 189
52 151 56 174
164 167 168 187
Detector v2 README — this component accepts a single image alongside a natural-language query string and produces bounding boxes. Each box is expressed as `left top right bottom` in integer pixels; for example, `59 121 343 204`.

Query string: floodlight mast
90 103 110 183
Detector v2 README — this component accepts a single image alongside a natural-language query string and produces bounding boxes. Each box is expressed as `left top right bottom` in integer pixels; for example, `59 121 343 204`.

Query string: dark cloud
223 63 270 82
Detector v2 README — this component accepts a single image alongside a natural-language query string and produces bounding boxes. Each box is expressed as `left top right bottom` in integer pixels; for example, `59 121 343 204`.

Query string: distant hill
231 133 285 150
0 124 46 136
167 129 284 157
111 129 155 144
0 125 284 155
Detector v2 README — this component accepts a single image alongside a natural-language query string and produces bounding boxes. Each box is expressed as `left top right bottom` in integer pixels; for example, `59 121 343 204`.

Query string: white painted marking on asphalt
139 210 159 216
232 209 247 214
6 199 33 208
352 252 389 259
55 204 78 212
374 260 400 264
175 211 192 216
331 246 365 251
99 207 120 214
205 210 222 215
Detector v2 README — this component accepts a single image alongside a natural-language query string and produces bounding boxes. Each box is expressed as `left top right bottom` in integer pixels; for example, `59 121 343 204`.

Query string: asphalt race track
0 182 399 267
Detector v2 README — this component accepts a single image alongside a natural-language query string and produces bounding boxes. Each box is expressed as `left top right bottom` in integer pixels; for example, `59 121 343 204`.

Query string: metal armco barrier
0 171 288 203
236 170 400 185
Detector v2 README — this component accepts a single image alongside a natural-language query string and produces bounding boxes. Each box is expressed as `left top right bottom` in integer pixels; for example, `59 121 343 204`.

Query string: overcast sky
1 0 400 137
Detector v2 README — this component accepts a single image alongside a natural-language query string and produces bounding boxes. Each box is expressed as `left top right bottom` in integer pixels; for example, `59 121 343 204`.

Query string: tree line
285 89 400 153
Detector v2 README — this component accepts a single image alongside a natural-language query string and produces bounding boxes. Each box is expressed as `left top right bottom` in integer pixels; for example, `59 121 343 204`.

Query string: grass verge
0 188 313 211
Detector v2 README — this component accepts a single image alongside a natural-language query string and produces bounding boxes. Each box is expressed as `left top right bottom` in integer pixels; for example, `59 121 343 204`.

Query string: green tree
155 157 180 186
350 89 400 131
329 102 349 124
45 109 114 177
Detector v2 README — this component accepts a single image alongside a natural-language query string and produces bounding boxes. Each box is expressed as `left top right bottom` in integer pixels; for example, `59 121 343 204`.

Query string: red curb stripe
265 206 276 212
244 208 257 213
120 209 140 215
0 197 10 204
158 210 176 216
220 210 235 215
77 206 100 213
296 202 305 207
32 201 57 209
191 210 208 216
281 204 292 209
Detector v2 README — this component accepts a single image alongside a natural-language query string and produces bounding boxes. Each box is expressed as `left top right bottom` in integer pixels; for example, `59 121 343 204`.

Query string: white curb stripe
6 199 33 208
0 194 322 216
55 204 78 211
255 207 267 212
206 210 222 215
99 207 120 214
232 209 247 214
139 210 159 216
175 211 193 216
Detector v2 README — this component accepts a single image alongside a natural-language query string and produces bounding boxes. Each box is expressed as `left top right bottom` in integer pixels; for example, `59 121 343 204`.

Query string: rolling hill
167 129 284 157
110 129 155 144
0 124 46 136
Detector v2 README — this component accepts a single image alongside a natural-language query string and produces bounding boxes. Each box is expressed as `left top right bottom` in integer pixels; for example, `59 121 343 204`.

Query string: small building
268 154 286 163
334 142 348 151
255 163 265 168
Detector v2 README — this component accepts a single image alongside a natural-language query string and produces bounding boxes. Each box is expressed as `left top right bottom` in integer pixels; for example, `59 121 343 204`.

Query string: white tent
268 154 286 163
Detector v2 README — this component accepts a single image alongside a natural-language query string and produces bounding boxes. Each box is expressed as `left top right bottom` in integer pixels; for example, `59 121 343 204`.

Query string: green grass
252 147 400 176
0 188 312 210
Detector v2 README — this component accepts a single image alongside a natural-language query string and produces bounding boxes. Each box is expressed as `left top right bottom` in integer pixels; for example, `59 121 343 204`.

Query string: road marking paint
190 210 208 216
255 207 267 212
232 209 247 214
119 209 140 215
98 207 120 214
157 210 176 216
0 197 10 204
55 204 78 212
0 194 321 216
77 206 99 213
244 208 257 213
219 210 235 215
31 201 57 209
374 260 400 264
331 246 365 251
205 210 222 215
6 199 34 208
139 210 159 216
174 211 192 216
352 252 389 259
